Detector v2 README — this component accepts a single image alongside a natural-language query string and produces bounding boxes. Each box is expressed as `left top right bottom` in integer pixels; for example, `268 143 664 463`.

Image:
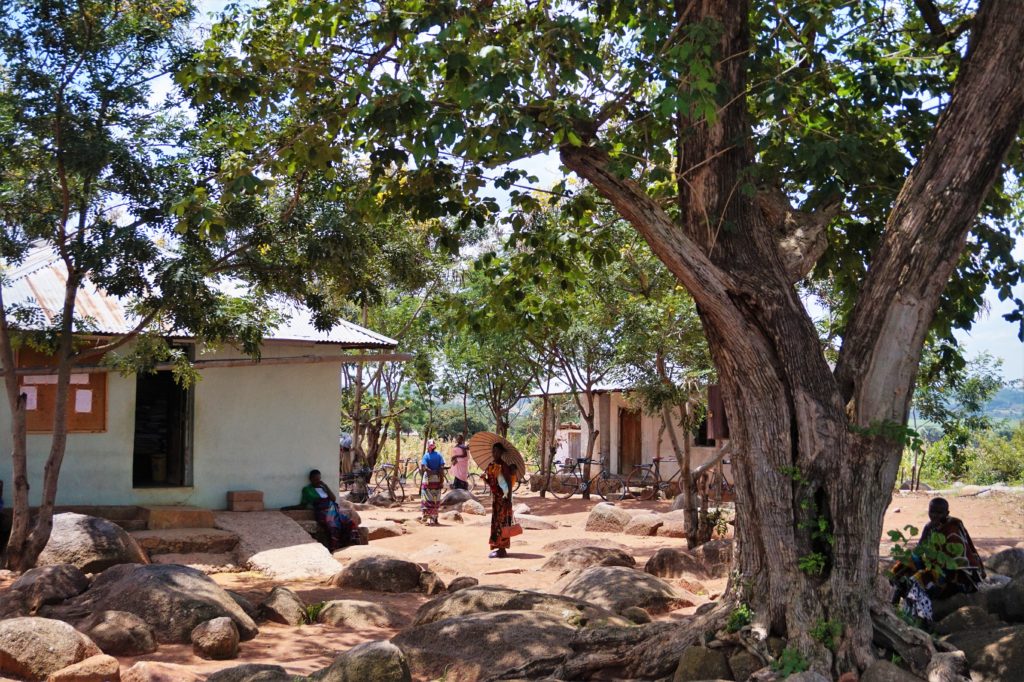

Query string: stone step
130 528 240 556
139 505 215 530
112 519 148 532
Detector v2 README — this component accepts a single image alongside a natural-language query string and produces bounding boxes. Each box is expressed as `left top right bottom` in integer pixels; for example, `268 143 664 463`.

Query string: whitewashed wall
0 341 340 510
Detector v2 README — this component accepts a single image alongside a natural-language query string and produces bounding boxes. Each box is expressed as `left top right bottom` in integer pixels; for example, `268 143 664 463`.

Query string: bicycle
622 457 681 501
368 461 408 502
544 457 624 501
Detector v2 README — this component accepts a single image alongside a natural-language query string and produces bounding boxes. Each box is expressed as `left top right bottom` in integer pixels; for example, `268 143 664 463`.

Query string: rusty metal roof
2 246 398 349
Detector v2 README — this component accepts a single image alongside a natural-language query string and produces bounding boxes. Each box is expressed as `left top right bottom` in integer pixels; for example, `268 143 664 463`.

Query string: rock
989 548 1024 579
728 649 762 682
585 503 632 533
458 500 487 516
996 577 1024 623
333 545 404 562
439 511 463 523
932 589 992 622
514 514 556 530
77 610 157 656
621 606 651 624
542 546 636 573
513 503 531 515
258 587 307 626
419 570 447 595
42 564 258 644
330 556 423 593
149 553 242 573
318 640 411 682
0 617 101 681
656 520 689 538
392 611 574 682
558 566 696 614
440 489 477 507
943 625 1024 682
226 591 259 622
542 538 628 553
213 511 340 581
45 654 120 682
861 660 920 682
644 548 708 580
362 520 406 541
10 564 89 611
120 661 202 682
785 673 830 682
206 664 291 682
318 600 401 629
623 513 664 536
414 585 630 628
673 646 731 682
38 513 148 573
935 605 1004 635
447 576 479 593
191 617 239 660
696 539 733 577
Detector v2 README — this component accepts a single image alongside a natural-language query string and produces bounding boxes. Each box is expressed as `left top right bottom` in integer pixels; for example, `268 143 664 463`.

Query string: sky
187 0 1022 385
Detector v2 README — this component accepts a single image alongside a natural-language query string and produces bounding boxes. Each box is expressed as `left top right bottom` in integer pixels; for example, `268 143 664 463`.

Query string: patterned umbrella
466 431 527 477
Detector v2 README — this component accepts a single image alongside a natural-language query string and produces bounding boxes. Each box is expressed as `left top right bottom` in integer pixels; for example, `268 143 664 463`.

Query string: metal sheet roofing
2 246 398 349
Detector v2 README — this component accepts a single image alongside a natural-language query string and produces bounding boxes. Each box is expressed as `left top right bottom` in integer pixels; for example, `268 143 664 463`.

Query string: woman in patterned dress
485 442 517 558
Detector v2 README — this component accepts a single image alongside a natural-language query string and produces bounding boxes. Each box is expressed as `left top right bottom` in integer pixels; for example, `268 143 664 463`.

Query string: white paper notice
23 375 57 385
74 389 92 413
21 386 37 410
70 373 89 385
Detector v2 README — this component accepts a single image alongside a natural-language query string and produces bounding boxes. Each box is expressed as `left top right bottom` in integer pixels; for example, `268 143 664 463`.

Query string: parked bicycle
543 457 623 501
623 457 735 501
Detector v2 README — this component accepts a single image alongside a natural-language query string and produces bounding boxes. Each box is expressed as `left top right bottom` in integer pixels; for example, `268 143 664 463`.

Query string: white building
0 248 399 511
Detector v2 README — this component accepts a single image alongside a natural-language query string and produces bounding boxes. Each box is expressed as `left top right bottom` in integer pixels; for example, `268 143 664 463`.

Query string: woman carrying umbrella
469 432 525 558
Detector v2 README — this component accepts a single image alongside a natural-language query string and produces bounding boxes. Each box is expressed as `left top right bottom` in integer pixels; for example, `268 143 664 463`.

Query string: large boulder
728 649 762 682
362 520 406 541
258 587 306 626
0 617 101 681
440 489 477 507
623 513 664 536
9 564 89 611
558 566 696 614
413 585 631 628
943 625 1024 682
38 513 148 573
77 610 158 656
585 503 632 533
206 664 292 682
318 600 402 629
318 640 411 682
988 548 1024 579
447 576 479 593
696 539 733 577
515 514 557 530
459 499 487 516
997 577 1024 623
191 617 239 660
41 564 258 644
330 556 423 593
644 548 708 580
121 661 202 682
861 660 922 682
935 605 1005 635
542 546 636 573
672 646 730 682
46 653 120 682
392 611 574 682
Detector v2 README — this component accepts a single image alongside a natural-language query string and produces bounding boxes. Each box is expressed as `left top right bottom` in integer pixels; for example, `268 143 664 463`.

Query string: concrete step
139 505 215 530
130 528 239 556
150 552 242 573
112 519 148 532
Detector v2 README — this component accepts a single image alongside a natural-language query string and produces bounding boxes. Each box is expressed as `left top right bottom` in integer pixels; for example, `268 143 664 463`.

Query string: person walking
419 439 445 525
485 441 517 558
450 434 471 490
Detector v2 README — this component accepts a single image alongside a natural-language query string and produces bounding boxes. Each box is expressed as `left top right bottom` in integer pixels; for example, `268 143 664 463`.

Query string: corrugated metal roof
2 246 398 349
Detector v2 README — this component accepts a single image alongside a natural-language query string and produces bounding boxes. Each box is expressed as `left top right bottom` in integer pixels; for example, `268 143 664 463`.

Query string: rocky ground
0 489 1020 681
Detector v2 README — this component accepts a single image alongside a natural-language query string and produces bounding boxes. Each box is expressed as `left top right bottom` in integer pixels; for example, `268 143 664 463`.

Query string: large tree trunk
0 288 31 570
559 0 1024 675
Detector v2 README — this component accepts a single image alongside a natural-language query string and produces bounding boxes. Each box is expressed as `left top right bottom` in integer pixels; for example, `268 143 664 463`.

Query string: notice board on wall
17 347 107 433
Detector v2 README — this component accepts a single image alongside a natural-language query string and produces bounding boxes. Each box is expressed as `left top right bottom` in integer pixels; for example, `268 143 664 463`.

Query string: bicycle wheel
595 474 624 501
625 468 657 500
372 465 392 489
411 470 423 496
549 471 580 499
388 474 406 503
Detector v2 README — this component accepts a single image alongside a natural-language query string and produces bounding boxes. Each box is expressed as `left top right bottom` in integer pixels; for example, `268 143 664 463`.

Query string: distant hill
986 387 1024 422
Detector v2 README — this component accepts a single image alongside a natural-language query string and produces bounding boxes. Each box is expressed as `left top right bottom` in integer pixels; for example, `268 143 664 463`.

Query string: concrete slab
213 511 340 581
130 528 239 555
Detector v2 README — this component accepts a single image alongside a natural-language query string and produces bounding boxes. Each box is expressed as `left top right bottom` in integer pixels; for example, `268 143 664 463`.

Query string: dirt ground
32 490 1024 677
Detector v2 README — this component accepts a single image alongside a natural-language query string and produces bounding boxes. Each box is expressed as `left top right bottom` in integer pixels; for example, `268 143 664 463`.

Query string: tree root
870 602 969 681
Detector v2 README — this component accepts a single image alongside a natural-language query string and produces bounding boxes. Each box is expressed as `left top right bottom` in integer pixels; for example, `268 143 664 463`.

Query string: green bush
966 424 1024 485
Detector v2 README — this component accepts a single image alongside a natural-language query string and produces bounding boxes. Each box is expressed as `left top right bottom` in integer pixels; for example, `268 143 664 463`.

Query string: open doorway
132 371 192 487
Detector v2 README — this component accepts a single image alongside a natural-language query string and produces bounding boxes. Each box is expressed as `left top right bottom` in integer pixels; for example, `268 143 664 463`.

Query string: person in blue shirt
419 439 445 525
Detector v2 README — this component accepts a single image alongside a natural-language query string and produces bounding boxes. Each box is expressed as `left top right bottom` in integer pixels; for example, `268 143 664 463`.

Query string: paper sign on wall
23 375 57 385
21 386 37 410
74 389 92 413
70 374 89 385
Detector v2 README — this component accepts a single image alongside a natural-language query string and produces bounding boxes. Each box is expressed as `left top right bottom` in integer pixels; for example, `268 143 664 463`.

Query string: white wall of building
0 341 341 510
579 391 725 478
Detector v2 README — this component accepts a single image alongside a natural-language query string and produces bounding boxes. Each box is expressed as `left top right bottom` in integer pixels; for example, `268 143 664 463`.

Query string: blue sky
189 0 1022 384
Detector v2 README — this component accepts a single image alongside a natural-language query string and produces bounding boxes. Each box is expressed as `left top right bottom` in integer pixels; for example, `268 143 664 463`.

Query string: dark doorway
618 408 642 474
133 371 192 487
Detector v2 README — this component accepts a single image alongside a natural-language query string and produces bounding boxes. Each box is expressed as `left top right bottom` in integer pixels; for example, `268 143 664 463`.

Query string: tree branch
757 186 842 282
835 0 1024 425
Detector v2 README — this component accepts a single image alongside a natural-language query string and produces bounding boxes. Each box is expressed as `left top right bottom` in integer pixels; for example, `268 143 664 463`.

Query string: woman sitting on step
300 469 359 551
